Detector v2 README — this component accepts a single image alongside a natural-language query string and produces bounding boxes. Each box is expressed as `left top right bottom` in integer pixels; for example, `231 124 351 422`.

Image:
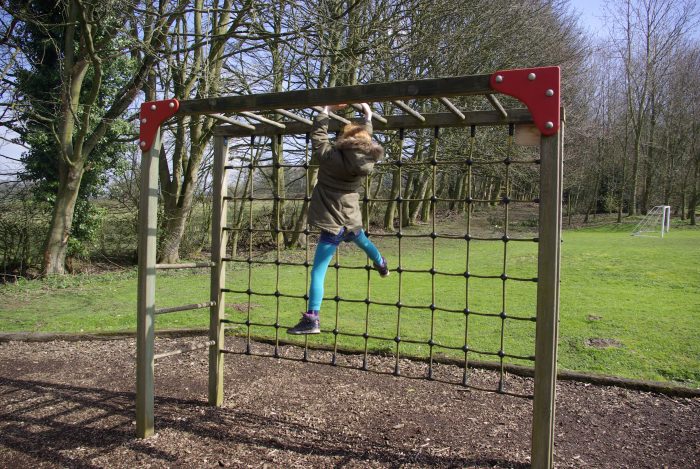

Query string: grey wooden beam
136 127 160 439
486 94 508 118
208 135 228 407
156 262 216 269
178 74 492 115
209 114 255 130
155 301 216 315
213 109 533 137
273 108 312 125
531 127 562 469
392 100 425 122
239 111 286 129
438 97 465 119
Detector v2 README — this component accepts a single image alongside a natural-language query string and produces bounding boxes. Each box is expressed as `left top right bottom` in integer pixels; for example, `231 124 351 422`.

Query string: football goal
632 205 671 237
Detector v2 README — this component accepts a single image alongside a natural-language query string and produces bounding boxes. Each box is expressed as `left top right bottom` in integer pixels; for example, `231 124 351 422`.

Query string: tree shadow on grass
0 377 529 468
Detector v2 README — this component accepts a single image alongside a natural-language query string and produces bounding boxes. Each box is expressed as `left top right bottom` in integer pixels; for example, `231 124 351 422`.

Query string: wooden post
209 135 228 406
136 128 161 438
531 127 562 469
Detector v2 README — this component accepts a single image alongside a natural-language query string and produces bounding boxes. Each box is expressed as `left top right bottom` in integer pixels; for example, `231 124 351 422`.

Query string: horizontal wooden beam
179 74 492 116
213 108 533 137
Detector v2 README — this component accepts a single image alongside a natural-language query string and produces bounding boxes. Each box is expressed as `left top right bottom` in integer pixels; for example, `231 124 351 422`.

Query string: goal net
631 205 671 237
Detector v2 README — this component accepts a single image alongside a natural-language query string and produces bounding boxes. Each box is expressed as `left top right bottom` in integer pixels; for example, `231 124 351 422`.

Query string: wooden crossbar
178 74 492 115
214 109 532 137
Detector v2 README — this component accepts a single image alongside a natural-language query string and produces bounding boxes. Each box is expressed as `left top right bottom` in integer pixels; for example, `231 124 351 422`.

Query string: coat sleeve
311 112 333 163
362 120 373 136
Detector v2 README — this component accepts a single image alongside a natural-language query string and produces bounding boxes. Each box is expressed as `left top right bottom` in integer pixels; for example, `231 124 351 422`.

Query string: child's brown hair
339 123 371 143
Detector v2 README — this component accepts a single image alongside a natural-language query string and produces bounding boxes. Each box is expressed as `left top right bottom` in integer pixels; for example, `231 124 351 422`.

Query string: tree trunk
159 206 191 264
410 172 431 223
43 162 84 274
158 139 205 263
617 147 628 223
689 154 699 226
288 165 318 248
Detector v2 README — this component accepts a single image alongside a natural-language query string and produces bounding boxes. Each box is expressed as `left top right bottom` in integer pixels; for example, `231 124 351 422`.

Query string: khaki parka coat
307 112 385 234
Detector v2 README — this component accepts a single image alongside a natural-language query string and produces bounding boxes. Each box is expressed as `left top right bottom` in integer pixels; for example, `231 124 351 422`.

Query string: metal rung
154 341 215 360
155 301 216 315
156 262 215 269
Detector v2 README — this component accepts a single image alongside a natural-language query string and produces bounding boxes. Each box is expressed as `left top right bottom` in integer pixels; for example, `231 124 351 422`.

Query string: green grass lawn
1 222 699 387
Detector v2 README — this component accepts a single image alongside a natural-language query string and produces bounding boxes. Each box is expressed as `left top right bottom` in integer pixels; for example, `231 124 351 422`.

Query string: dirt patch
585 338 623 349
0 337 698 468
586 315 602 321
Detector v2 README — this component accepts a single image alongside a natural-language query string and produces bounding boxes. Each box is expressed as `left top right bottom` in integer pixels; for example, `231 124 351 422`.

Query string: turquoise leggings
308 229 383 312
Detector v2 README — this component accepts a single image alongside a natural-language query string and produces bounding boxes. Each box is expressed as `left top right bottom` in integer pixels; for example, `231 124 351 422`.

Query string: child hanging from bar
287 103 389 335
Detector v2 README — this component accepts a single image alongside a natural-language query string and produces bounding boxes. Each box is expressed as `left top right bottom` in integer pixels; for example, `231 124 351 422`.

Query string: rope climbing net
135 67 563 469
220 124 540 397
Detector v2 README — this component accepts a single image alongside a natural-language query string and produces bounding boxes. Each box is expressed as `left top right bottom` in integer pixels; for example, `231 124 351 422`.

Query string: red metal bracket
139 99 180 152
489 66 560 136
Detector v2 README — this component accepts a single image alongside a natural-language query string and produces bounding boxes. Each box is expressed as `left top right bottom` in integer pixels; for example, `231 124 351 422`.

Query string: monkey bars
136 66 563 469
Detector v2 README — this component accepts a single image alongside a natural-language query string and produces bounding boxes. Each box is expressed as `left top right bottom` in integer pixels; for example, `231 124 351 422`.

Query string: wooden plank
178 74 492 115
136 127 160 439
438 97 465 119
155 301 216 315
486 94 508 118
531 130 562 469
208 135 228 407
239 111 285 129
392 100 425 122
156 262 215 269
214 109 533 137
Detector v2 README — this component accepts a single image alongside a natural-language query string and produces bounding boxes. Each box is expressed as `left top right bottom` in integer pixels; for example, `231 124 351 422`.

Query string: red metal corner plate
139 99 180 152
490 66 560 136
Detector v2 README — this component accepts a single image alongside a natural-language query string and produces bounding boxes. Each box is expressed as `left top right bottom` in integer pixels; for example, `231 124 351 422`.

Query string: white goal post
632 205 671 238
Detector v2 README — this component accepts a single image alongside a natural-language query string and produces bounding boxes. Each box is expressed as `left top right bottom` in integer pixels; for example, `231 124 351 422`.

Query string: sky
0 1 682 180
569 0 609 38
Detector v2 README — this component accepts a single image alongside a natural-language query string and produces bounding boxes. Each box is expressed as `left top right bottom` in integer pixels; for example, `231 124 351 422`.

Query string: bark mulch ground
0 336 698 468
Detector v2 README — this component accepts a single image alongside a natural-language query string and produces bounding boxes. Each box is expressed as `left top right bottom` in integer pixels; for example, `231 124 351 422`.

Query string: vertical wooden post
136 128 161 438
209 135 228 406
531 127 562 469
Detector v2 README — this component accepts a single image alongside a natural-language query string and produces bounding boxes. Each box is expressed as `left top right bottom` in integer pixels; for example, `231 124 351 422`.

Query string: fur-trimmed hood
335 136 385 162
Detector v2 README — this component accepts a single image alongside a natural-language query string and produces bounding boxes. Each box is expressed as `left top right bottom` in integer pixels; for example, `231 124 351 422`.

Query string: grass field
1 220 699 387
